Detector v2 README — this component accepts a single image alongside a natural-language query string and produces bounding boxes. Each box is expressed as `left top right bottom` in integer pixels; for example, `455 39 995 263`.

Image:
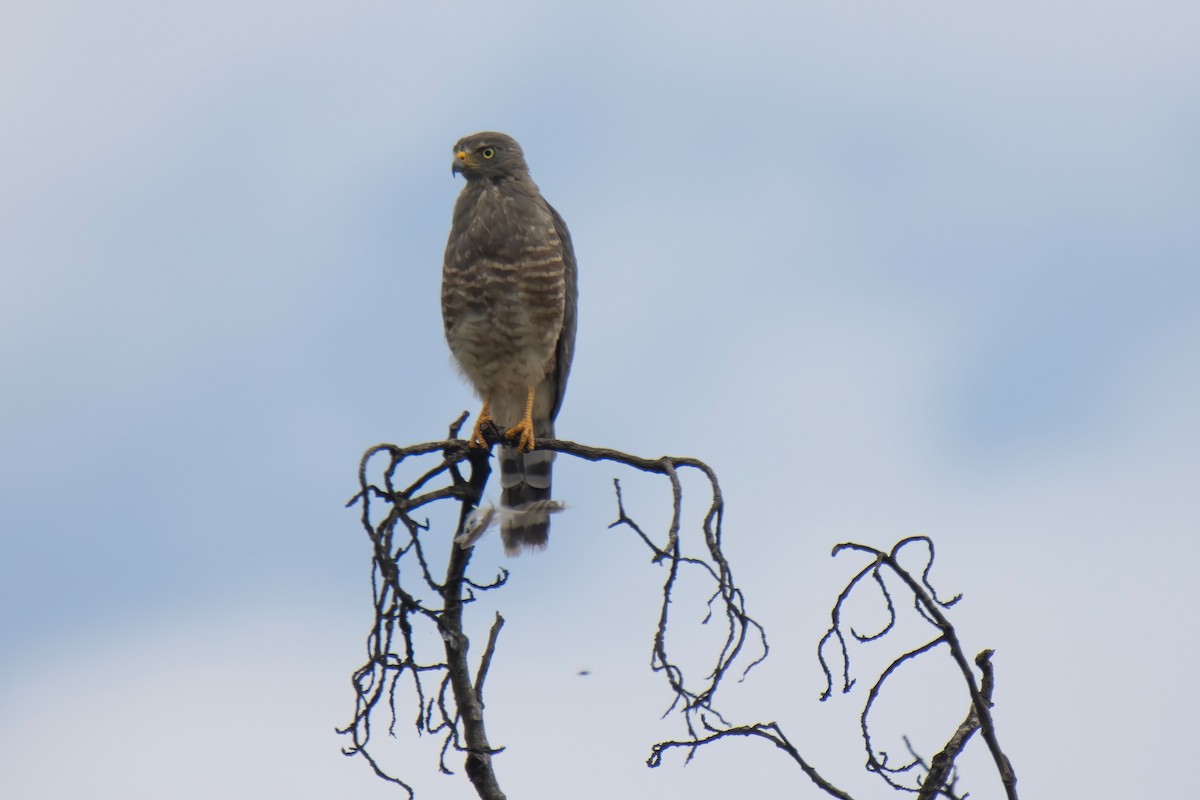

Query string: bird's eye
481 148 495 159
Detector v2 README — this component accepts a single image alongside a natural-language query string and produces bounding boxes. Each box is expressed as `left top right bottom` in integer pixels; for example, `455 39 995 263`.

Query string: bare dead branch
649 721 855 800
814 537 1018 800
340 423 1015 800
340 424 768 798
915 650 999 800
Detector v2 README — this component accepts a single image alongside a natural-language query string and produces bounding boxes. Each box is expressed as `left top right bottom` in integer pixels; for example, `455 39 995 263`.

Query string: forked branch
651 538 1018 800
339 418 767 798
816 537 1018 799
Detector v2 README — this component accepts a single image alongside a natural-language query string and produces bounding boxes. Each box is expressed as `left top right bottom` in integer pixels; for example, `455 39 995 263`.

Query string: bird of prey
442 132 578 555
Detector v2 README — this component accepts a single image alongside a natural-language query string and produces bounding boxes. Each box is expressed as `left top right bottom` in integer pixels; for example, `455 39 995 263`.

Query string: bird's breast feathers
443 180 567 398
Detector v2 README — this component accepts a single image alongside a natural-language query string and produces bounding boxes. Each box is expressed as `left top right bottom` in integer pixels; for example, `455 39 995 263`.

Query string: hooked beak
451 150 469 176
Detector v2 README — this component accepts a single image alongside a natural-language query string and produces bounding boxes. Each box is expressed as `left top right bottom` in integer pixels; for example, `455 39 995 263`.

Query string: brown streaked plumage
442 132 578 555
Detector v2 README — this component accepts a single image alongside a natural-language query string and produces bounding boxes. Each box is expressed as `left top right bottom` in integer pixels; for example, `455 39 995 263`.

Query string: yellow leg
468 397 493 448
504 387 537 453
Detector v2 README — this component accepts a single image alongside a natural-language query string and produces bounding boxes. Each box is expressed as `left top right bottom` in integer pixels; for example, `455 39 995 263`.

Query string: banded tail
498 420 558 555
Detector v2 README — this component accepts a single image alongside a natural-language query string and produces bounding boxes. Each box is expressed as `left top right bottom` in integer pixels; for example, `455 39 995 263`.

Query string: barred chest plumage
442 177 567 426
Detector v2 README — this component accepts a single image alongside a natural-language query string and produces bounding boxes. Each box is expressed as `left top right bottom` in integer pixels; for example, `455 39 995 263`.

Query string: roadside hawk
442 132 578 555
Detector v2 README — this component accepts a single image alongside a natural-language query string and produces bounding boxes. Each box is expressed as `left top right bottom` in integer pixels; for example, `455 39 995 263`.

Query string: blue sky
2 2 1198 798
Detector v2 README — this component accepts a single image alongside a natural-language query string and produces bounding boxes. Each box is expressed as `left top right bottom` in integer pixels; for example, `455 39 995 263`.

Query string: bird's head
451 132 529 180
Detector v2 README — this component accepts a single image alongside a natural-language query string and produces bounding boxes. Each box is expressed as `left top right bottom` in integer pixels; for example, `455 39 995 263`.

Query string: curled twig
814 537 1018 800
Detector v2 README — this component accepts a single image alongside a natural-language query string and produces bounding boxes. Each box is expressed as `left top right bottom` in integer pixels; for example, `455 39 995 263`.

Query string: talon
503 387 537 453
504 417 536 452
469 398 493 448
